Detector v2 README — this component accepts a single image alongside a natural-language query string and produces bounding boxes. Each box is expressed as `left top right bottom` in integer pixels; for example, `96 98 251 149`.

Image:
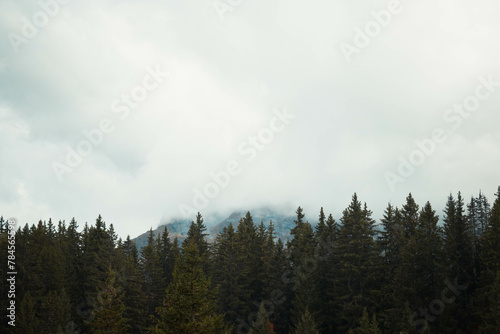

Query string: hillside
132 207 299 250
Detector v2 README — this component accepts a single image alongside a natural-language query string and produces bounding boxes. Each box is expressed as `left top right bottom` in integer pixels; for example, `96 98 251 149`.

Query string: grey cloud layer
0 0 499 238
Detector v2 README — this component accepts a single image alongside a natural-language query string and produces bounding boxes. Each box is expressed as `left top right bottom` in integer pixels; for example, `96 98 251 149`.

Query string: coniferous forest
1 188 500 334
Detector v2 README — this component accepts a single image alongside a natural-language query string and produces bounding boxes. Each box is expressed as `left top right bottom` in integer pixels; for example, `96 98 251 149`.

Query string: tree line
1 187 499 333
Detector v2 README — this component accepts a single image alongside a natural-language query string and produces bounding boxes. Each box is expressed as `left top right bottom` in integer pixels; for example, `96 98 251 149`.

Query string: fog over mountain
133 206 299 250
1 0 499 239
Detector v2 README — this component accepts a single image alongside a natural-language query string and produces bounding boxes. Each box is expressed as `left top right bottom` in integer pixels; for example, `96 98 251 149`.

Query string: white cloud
0 0 499 238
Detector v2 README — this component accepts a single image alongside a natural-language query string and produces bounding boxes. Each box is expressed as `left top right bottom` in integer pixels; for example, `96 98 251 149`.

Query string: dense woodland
1 187 500 333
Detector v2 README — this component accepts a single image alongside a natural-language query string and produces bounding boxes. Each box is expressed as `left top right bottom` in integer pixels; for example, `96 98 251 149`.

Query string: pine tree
211 223 249 325
20 221 49 303
476 187 500 331
313 208 338 332
83 215 115 301
335 194 381 331
235 212 266 319
467 193 489 295
400 301 420 334
475 191 491 237
289 207 311 268
151 241 230 334
183 212 209 257
401 193 419 239
87 269 129 334
289 214 321 330
378 203 406 331
415 202 444 307
442 192 475 332
40 242 66 293
120 236 148 333
315 207 327 237
480 186 500 285
40 289 72 333
249 301 276 334
140 228 164 317
261 237 291 334
395 194 420 307
17 291 41 334
158 226 176 287
64 218 83 307
481 270 500 332
351 307 381 334
172 236 181 261
294 308 319 334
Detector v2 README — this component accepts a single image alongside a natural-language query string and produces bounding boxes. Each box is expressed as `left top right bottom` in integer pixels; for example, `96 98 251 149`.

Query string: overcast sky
1 0 499 239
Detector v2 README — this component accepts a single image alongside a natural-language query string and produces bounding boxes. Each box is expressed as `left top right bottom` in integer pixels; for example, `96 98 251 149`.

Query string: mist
1 0 499 238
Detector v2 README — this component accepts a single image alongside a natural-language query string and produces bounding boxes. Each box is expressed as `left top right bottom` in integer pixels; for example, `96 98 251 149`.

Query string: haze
1 0 499 239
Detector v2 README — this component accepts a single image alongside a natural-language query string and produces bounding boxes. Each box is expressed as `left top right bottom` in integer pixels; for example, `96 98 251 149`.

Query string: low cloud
1 0 499 238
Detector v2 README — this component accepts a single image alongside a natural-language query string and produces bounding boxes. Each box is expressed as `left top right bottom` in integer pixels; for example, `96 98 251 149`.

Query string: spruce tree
314 208 338 332
64 218 83 307
294 308 319 334
481 270 500 332
17 291 41 334
249 301 276 334
480 186 500 285
211 223 249 325
378 203 405 331
40 289 72 333
183 212 209 257
82 215 115 301
120 236 148 333
140 228 164 317
335 194 381 331
289 207 320 330
151 241 229 334
476 187 500 331
235 212 265 319
158 226 176 287
87 269 129 334
415 202 444 307
395 194 420 307
442 192 475 332
351 307 381 334
401 193 419 239
262 237 291 334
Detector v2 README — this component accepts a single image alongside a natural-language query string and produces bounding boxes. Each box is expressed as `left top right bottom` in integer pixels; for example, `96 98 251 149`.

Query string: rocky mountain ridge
132 207 300 250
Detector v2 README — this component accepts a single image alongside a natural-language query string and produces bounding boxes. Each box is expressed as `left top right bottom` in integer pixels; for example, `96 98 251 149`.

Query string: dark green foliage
40 289 72 333
4 187 500 334
313 209 339 332
415 202 444 306
441 192 476 332
350 307 381 334
481 270 500 332
82 215 115 301
480 187 500 284
261 236 291 334
17 291 40 334
294 308 319 334
183 212 209 258
140 228 164 317
288 207 321 329
334 194 381 331
158 226 176 287
151 241 230 334
249 301 276 334
119 236 148 333
87 269 129 334
475 187 500 332
211 223 249 325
